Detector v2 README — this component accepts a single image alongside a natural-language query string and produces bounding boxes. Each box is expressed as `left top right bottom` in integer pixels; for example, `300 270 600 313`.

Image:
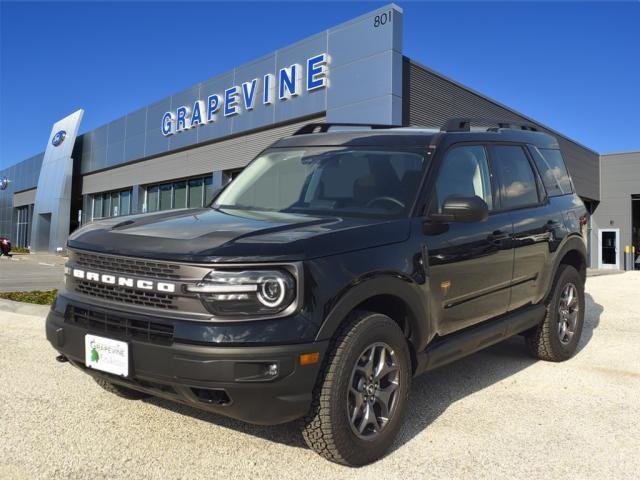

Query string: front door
599 229 619 269
425 144 514 335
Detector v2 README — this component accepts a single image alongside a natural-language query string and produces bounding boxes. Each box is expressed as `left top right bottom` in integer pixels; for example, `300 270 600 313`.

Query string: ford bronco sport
46 118 588 466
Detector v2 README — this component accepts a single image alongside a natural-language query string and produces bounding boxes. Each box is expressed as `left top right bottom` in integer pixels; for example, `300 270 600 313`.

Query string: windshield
213 147 426 218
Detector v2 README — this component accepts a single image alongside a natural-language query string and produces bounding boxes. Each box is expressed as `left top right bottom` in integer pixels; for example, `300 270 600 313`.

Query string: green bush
0 290 57 305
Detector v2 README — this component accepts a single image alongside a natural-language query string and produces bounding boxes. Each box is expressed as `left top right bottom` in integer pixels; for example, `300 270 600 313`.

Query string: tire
301 311 412 466
526 264 585 362
93 377 151 400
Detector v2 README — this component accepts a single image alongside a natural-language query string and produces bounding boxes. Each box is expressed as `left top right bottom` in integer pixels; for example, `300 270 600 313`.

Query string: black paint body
46 127 588 424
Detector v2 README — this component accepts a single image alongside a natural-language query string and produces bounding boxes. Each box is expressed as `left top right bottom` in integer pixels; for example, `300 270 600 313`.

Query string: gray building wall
592 151 640 268
81 116 323 195
0 153 43 243
78 4 403 176
404 60 600 202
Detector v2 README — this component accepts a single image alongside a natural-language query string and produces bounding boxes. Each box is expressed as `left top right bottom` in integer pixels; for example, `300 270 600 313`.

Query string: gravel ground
1 272 639 479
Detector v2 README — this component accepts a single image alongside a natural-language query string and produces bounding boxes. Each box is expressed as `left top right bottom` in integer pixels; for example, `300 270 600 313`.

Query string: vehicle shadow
143 292 603 454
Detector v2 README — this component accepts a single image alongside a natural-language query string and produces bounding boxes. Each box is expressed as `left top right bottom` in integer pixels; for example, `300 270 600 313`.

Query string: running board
414 304 545 376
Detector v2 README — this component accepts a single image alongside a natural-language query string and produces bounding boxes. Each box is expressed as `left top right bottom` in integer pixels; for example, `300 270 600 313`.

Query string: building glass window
110 191 120 217
147 186 159 213
102 194 111 218
145 174 215 212
15 205 32 248
188 178 204 208
91 188 134 221
120 190 131 216
159 184 172 210
93 196 103 220
174 181 187 209
204 176 215 205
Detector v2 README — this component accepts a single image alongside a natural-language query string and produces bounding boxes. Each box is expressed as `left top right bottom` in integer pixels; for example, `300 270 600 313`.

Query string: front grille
76 280 178 310
67 306 174 345
73 251 180 280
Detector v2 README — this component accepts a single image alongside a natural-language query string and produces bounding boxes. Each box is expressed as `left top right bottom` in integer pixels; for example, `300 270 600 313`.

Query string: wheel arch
315 275 429 372
544 235 587 300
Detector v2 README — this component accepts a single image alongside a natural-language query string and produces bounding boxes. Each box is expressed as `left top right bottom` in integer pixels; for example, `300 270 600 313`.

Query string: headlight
185 269 296 317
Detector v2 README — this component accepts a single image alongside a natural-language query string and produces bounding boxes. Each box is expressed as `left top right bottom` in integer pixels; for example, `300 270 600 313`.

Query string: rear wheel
301 311 411 466
526 264 585 361
93 377 151 400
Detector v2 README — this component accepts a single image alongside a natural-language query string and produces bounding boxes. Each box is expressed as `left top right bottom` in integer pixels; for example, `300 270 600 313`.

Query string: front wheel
301 311 411 466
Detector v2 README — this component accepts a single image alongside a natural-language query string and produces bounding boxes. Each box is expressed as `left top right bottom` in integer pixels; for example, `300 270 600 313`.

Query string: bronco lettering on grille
69 268 176 293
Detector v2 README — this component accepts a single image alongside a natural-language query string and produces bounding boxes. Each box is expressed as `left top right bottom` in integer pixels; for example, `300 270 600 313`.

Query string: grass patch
11 246 30 254
0 290 57 305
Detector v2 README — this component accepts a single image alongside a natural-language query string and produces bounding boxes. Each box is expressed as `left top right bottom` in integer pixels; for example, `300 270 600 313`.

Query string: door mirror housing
430 195 489 223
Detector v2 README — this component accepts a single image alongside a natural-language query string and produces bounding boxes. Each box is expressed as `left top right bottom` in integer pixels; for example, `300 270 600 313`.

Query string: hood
68 208 411 262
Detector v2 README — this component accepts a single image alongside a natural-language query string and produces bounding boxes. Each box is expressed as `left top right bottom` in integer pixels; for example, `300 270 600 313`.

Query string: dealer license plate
85 334 129 377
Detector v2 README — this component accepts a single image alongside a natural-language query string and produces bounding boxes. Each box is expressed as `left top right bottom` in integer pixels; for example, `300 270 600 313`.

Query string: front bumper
46 305 328 425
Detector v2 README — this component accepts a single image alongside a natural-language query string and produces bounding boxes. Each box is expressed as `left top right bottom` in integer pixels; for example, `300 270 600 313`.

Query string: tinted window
188 178 203 208
492 145 540 209
530 147 573 197
174 181 187 209
214 148 426 218
147 186 159 213
120 190 131 216
435 145 493 212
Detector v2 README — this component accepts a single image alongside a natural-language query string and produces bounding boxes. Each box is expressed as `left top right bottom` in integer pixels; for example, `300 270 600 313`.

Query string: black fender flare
542 234 587 300
314 274 430 350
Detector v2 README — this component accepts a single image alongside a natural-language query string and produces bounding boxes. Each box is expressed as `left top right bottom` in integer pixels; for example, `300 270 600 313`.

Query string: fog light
267 363 279 376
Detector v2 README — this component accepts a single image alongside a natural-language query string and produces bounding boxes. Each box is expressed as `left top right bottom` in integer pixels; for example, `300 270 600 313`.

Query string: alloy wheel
347 342 400 440
557 282 579 344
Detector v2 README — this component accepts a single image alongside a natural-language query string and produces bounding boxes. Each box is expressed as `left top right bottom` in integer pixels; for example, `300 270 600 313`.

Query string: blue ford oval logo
0 176 9 191
52 130 67 147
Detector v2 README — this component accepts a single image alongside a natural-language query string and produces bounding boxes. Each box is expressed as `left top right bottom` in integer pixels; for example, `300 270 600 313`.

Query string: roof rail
292 122 397 136
441 117 539 133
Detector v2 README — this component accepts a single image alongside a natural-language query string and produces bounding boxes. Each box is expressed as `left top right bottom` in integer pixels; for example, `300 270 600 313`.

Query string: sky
0 1 639 169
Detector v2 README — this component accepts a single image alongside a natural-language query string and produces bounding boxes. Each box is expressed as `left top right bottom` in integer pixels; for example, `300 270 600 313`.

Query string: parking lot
0 254 65 292
1 272 639 479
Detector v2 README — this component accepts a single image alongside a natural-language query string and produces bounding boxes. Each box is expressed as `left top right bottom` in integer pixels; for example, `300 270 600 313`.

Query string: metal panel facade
13 188 36 207
32 109 84 253
78 4 403 176
592 151 640 268
405 61 600 202
81 117 323 195
0 154 43 242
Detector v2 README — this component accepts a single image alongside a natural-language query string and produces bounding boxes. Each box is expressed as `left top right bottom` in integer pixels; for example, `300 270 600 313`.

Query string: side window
491 145 540 209
529 146 573 197
435 145 493 212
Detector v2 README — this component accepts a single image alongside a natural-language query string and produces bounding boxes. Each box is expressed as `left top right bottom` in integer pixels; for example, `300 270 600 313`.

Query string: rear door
489 144 566 311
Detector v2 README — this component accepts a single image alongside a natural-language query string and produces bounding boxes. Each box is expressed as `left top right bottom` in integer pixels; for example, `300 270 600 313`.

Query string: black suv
46 119 588 466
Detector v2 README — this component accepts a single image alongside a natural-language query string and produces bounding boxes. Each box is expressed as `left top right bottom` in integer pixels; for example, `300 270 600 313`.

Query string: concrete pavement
1 273 639 479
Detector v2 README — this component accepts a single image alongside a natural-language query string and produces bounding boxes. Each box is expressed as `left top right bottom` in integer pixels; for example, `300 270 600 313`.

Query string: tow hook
56 355 68 363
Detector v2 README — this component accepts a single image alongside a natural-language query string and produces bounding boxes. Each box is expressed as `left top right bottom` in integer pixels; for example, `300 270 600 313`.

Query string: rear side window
491 145 540 210
530 147 573 197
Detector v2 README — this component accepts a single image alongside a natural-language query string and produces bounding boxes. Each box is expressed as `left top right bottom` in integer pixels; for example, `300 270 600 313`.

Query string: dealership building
0 4 634 269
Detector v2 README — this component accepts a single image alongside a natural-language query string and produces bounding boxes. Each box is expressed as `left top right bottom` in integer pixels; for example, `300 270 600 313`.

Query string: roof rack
441 117 539 133
292 122 397 136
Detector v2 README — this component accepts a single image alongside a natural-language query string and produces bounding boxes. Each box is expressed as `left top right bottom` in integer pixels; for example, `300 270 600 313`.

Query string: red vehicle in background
0 237 11 257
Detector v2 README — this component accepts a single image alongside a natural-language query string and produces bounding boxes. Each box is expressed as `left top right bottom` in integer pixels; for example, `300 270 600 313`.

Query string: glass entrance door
599 229 619 270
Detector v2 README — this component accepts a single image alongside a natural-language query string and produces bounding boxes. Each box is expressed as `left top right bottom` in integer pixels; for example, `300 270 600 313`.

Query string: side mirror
430 195 489 223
